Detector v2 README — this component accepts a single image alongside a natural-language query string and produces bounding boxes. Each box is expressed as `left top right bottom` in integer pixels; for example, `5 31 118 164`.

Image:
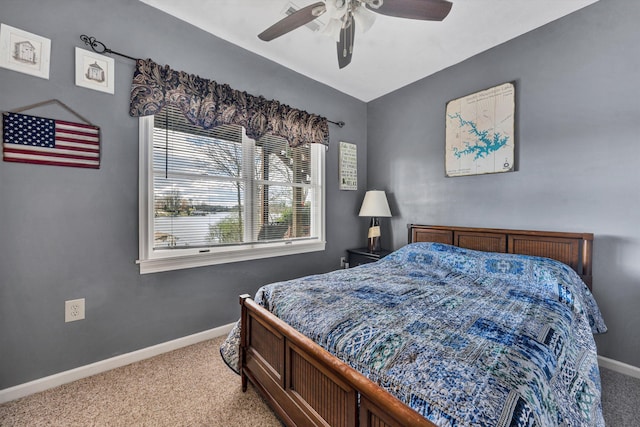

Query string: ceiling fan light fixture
325 0 349 20
352 6 376 33
259 0 452 69
322 17 344 41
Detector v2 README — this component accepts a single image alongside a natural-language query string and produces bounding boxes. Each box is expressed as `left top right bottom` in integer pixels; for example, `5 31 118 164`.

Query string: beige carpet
0 336 281 426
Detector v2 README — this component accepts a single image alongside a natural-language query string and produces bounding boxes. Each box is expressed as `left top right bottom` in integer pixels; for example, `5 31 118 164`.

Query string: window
138 105 325 273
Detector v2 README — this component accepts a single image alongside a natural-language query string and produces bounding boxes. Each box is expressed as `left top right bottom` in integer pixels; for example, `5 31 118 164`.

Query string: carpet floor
0 336 281 426
1 335 638 426
600 365 640 427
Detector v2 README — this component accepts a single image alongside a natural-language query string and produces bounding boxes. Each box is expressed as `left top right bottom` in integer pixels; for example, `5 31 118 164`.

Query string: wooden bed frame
239 225 594 427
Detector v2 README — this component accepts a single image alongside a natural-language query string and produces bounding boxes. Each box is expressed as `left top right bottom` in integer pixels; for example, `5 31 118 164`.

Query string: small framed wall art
75 47 114 94
445 82 515 177
339 141 357 190
0 23 51 79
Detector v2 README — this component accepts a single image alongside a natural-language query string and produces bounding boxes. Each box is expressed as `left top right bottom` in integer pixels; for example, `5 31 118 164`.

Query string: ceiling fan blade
367 0 453 21
337 17 355 69
258 2 326 41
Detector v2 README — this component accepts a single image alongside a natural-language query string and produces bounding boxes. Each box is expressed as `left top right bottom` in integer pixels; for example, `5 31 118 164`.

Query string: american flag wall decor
3 111 100 169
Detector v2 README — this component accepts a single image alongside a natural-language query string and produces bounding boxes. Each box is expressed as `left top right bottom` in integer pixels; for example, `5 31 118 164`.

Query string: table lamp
358 190 392 252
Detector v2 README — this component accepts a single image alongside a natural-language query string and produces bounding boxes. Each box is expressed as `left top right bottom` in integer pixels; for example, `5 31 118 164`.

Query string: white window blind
138 105 325 273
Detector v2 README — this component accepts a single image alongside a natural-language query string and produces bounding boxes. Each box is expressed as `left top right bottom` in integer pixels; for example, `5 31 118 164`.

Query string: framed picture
0 23 51 79
339 141 357 190
445 82 515 177
75 47 114 94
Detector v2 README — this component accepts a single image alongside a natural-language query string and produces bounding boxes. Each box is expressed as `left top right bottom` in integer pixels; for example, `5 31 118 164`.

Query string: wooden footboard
239 294 436 427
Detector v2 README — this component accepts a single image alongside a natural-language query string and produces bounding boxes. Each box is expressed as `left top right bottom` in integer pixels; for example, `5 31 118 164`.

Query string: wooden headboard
408 224 594 289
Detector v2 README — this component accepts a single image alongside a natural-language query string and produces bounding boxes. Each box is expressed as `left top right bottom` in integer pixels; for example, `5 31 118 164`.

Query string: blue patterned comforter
221 243 607 427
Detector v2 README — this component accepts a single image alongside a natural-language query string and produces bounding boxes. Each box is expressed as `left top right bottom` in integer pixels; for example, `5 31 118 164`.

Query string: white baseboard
0 323 235 404
598 355 640 379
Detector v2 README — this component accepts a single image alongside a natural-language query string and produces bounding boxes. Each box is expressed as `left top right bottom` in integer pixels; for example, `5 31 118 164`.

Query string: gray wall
0 0 367 388
367 0 640 367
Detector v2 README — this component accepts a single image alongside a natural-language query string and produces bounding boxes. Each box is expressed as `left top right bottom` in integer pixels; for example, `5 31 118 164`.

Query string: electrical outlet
340 256 347 268
65 298 85 322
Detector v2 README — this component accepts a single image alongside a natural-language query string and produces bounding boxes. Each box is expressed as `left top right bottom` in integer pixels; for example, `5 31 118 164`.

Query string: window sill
137 240 326 274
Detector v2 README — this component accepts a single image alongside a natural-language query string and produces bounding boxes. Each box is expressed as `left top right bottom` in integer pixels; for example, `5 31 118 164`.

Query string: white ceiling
140 0 599 102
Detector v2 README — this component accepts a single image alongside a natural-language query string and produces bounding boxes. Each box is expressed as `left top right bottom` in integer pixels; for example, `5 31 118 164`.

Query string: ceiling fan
258 0 453 69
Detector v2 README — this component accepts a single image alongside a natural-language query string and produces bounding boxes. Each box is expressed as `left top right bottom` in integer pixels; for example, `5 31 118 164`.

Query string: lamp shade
358 190 392 217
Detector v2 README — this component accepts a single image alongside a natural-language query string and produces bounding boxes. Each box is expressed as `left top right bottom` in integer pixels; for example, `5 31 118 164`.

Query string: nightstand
346 247 392 267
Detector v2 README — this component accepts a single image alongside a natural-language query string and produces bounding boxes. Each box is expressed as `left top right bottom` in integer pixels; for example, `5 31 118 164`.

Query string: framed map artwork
445 82 515 177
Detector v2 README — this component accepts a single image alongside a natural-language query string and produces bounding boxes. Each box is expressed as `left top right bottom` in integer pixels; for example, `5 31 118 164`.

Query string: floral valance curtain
129 58 329 147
